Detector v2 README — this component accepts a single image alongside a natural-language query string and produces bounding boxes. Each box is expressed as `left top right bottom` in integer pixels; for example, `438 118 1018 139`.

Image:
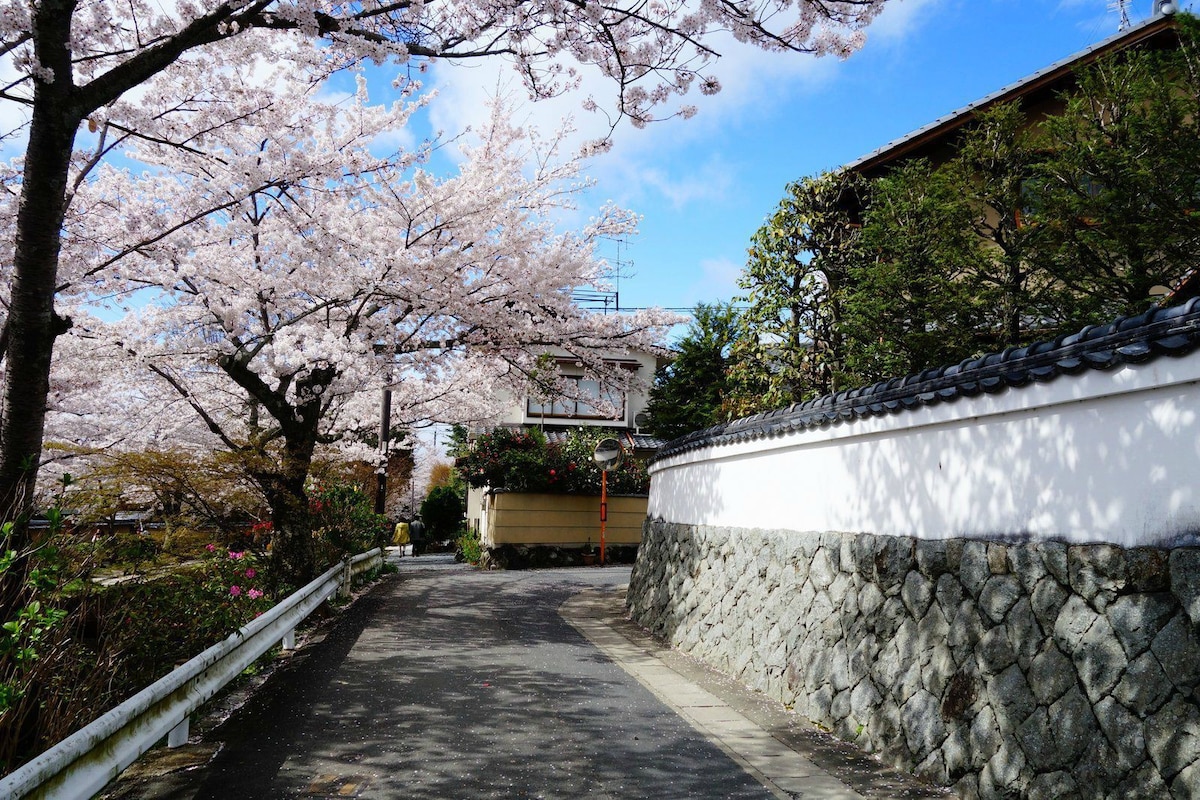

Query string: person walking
409 515 426 557
393 520 411 557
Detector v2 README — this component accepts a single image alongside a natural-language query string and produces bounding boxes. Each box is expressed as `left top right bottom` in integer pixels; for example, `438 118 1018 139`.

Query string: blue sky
404 0 1194 319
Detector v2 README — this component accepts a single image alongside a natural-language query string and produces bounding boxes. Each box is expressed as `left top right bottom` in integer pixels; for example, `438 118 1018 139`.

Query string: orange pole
600 469 607 565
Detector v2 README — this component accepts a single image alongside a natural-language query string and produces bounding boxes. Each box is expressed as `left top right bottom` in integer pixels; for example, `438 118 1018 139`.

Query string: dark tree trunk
0 22 81 743
1004 255 1024 348
227 372 331 588
0 0 236 537
0 0 83 535
257 463 316 590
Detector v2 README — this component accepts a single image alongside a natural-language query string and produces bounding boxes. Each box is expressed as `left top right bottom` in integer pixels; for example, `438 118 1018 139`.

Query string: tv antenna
603 233 634 307
1108 0 1132 30
572 234 633 315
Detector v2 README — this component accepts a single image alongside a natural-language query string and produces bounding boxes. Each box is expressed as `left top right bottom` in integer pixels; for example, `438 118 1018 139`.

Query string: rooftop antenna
603 233 634 312
571 234 632 314
1109 0 1132 30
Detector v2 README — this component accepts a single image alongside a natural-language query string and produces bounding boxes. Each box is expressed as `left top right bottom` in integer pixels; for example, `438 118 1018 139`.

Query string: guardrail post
339 561 352 599
281 629 296 650
167 718 189 748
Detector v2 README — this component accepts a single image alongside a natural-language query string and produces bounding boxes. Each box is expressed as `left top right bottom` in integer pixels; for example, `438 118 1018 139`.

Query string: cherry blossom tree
0 0 886 539
56 82 674 582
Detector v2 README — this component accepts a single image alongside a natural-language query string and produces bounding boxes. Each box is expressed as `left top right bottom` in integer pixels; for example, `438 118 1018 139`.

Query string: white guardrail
0 547 385 800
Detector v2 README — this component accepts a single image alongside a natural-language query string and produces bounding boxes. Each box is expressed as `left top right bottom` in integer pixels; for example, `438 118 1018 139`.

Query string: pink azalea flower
244 568 256 579
230 585 242 597
205 543 216 552
228 551 245 560
248 589 263 600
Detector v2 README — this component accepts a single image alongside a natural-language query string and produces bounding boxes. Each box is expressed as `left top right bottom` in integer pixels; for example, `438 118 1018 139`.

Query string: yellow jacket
393 522 410 545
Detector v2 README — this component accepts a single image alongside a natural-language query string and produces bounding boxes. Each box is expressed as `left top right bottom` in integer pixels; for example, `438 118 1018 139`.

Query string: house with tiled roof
845 5 1181 181
489 347 666 457
826 4 1197 349
463 348 667 562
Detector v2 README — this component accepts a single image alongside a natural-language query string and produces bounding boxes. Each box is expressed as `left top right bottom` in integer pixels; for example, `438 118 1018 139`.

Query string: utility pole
375 387 392 516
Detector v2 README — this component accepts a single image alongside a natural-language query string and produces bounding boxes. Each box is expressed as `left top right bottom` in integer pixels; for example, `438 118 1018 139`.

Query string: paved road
107 554 944 800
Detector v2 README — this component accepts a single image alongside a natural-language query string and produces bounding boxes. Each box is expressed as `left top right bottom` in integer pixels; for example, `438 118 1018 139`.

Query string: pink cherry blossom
7 0 883 573
0 0 884 557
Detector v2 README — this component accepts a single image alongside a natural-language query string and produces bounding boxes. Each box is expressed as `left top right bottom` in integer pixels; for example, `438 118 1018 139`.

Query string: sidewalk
560 588 946 800
104 554 944 799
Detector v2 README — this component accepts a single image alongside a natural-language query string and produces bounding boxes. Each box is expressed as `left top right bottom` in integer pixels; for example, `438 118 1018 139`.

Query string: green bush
0 488 101 770
456 531 482 565
309 483 388 563
104 531 161 568
457 427 649 495
421 485 465 540
0 531 276 771
104 546 275 690
0 474 387 773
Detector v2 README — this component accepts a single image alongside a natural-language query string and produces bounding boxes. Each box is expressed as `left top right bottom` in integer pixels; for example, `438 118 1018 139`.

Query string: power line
619 305 752 312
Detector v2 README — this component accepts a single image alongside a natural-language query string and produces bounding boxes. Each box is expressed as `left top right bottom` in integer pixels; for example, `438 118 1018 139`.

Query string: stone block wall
627 520 1200 799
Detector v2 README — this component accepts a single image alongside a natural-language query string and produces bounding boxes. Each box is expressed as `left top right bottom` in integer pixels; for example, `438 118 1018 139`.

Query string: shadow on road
144 562 773 799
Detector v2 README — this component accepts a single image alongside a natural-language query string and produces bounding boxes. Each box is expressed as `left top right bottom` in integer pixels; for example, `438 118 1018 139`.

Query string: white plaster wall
648 354 1200 547
466 484 484 535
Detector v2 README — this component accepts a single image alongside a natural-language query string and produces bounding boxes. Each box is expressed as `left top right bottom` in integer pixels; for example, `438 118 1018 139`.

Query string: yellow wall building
480 491 647 549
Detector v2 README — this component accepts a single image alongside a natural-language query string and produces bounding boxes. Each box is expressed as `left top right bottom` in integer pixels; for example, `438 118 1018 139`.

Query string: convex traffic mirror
592 438 624 472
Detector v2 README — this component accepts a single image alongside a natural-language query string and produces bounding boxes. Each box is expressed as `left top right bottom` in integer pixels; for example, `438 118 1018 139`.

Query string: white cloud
683 257 744 306
421 2 946 216
422 48 811 235
631 156 735 211
866 0 947 43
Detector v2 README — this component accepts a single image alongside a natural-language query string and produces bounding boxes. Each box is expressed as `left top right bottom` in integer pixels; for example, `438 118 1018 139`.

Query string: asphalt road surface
105 554 945 800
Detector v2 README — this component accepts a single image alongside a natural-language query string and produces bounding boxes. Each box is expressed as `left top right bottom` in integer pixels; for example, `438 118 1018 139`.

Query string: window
527 377 624 420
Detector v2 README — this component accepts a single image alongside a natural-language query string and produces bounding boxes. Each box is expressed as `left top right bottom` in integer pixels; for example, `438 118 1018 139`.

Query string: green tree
730 171 867 414
421 485 466 541
446 425 473 460
1028 23 1200 325
644 304 741 441
949 102 1051 346
844 160 991 381
726 14 1200 404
